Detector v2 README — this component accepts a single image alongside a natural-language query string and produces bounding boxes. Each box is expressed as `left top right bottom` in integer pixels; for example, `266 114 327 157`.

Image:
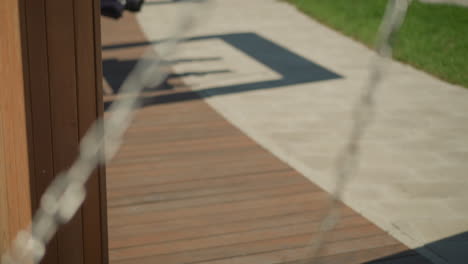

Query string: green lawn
286 0 468 88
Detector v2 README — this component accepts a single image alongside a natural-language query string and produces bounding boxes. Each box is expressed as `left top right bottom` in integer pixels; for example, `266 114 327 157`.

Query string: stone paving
136 0 468 263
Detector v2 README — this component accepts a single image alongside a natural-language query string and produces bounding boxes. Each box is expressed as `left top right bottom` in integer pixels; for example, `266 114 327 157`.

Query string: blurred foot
125 0 145 12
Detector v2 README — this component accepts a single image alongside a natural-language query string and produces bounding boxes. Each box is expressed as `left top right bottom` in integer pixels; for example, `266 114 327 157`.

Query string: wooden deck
101 12 431 264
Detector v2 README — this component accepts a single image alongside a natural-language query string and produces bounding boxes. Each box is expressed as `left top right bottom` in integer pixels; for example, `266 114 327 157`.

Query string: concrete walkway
136 0 468 263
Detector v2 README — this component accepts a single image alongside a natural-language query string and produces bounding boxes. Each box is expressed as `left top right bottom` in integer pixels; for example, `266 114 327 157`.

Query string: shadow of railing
103 57 230 93
103 32 342 111
364 231 468 264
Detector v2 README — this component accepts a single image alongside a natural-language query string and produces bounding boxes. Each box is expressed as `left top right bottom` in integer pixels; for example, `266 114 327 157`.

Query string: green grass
286 0 468 88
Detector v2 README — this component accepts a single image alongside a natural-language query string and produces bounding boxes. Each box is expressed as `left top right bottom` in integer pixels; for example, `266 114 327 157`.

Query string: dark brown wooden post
0 0 108 263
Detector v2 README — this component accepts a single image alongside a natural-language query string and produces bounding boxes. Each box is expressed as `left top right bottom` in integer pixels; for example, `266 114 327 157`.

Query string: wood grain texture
74 0 107 263
0 0 107 262
102 12 432 264
93 0 109 262
23 0 59 261
0 0 33 254
44 0 84 262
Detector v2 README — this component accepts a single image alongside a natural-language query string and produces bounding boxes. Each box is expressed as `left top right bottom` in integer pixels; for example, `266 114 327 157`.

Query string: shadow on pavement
365 231 468 264
103 32 342 110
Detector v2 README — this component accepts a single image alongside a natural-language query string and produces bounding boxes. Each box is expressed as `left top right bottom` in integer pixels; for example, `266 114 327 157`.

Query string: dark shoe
125 0 145 12
101 0 124 19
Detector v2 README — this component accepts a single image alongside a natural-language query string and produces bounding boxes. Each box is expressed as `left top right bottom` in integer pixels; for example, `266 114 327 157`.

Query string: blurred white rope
0 1 210 264
300 0 413 263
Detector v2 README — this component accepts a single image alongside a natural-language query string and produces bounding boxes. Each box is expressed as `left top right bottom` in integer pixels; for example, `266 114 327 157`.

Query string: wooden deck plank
108 192 332 227
109 208 360 249
109 184 321 215
102 11 432 264
111 222 383 261
107 160 291 189
112 234 402 264
108 169 297 199
108 171 311 207
108 203 355 238
225 245 414 264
